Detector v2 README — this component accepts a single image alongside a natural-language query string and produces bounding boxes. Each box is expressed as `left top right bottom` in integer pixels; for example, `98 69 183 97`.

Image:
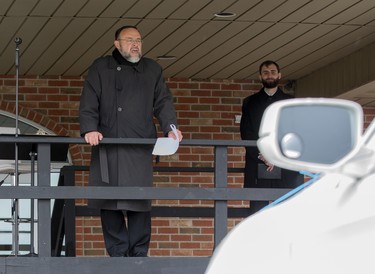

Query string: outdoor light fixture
157 55 177 60
214 11 236 18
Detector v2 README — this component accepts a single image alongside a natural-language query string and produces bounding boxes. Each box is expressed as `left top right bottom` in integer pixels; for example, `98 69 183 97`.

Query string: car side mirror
257 98 363 173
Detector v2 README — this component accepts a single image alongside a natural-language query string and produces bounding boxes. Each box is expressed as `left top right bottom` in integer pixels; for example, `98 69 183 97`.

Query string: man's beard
262 78 280 89
122 52 142 63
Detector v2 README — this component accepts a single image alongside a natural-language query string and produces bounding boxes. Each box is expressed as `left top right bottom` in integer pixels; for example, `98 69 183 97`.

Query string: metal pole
12 36 22 256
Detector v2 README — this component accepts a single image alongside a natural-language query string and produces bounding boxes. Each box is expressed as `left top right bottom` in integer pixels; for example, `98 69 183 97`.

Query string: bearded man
79 25 182 257
240 60 304 215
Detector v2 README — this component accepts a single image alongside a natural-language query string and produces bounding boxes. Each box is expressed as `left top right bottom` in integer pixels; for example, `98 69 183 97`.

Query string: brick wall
0 75 374 257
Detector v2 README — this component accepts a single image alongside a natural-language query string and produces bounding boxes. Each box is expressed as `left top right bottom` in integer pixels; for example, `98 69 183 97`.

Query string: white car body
206 98 375 274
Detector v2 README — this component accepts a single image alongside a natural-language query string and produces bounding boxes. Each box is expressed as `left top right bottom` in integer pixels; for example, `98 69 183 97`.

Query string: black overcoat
79 54 177 211
240 88 303 189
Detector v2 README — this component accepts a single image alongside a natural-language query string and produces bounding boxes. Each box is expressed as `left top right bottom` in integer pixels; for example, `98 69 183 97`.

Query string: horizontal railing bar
153 167 244 173
0 136 256 147
0 257 209 274
0 186 291 200
76 206 256 218
60 165 244 173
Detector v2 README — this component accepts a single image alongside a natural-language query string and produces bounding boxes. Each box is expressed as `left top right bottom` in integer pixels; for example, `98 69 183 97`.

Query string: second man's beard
262 78 280 89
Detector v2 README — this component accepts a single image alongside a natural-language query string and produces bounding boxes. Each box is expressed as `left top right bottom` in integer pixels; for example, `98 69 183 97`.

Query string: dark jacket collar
111 48 144 72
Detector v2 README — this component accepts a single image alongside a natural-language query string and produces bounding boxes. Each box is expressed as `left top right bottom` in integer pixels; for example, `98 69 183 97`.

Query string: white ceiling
1 0 375 100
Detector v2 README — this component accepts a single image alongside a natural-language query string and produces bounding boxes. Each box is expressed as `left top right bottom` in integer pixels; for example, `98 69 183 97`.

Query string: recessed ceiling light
214 11 236 18
157 55 177 60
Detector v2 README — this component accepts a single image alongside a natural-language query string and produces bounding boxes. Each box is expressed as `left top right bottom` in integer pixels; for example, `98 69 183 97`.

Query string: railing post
64 167 77 256
37 143 51 257
214 146 228 248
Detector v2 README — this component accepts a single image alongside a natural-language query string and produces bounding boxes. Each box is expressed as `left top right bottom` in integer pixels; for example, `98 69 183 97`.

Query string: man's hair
115 25 139 39
259 60 280 74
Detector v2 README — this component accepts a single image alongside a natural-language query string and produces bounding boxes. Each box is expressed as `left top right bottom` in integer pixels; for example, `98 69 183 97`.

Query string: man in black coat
79 25 183 257
240 60 304 215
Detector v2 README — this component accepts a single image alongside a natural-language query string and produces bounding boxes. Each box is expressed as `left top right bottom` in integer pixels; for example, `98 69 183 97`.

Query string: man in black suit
240 60 304 214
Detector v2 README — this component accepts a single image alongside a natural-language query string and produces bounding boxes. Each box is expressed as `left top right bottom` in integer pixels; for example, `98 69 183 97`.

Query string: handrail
0 135 256 146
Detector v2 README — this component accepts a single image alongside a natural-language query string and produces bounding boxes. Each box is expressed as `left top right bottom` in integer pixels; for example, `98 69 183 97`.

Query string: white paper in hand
152 124 179 156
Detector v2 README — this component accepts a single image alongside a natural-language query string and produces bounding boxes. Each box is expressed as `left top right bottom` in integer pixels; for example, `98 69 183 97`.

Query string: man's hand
168 129 183 142
258 153 274 172
84 131 103 146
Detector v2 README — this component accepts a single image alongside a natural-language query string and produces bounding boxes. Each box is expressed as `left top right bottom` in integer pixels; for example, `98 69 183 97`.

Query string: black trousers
100 209 151 257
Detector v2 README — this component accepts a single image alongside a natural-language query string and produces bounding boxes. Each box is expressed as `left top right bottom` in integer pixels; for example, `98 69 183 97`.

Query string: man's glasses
117 38 142 44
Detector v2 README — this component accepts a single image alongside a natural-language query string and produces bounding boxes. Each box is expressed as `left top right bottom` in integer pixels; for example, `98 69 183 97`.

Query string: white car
206 98 375 274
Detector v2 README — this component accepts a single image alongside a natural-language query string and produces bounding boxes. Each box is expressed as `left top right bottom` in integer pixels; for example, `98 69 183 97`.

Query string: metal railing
0 136 292 274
